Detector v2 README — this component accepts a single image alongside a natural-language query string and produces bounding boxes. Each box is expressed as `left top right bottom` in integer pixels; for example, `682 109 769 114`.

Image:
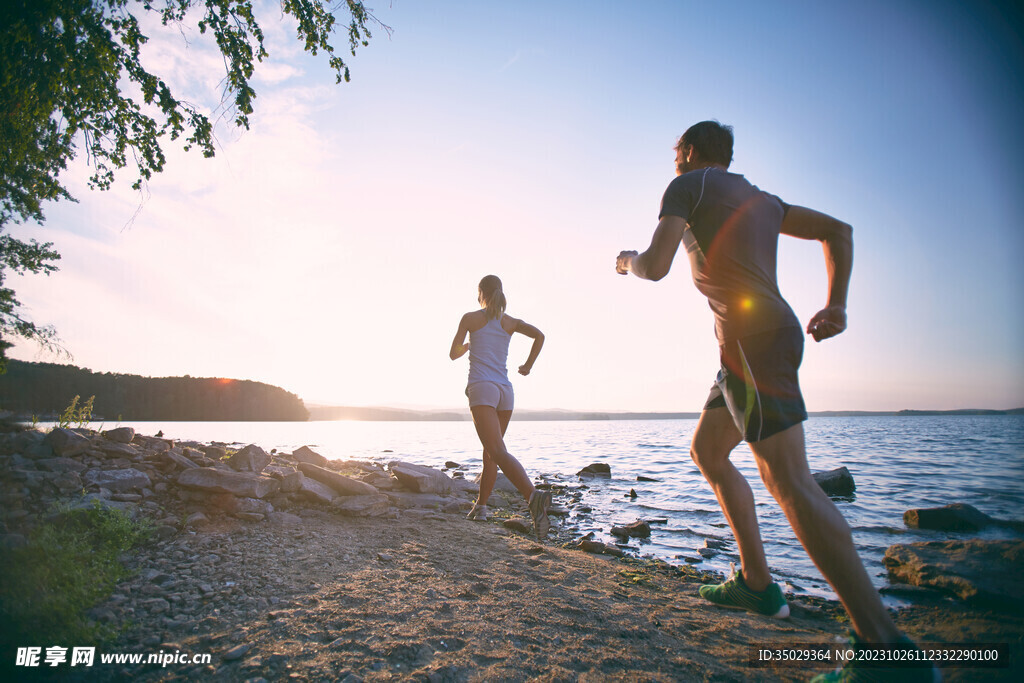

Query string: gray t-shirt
659 167 800 342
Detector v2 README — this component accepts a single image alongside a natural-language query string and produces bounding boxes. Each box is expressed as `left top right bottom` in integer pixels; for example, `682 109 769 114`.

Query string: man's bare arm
781 206 853 341
615 215 687 281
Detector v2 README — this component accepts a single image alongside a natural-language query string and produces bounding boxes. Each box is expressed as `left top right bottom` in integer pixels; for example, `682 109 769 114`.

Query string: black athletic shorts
703 326 808 443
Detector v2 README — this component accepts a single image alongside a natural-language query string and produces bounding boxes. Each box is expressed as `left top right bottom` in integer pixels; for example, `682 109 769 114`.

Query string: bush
0 503 152 655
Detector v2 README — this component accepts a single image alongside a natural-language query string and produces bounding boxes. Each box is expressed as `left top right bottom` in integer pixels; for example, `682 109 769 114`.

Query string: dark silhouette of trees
0 360 309 421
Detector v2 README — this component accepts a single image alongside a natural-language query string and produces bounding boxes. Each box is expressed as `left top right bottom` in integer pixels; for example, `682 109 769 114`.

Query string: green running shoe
811 633 941 682
698 563 790 618
528 489 551 538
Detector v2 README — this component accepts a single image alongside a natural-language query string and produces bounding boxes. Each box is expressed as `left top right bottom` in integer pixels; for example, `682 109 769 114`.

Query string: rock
44 428 90 457
471 471 518 495
133 435 172 453
177 468 280 499
185 512 209 528
628 488 638 498
291 446 328 468
36 457 87 474
883 539 1024 611
85 467 152 492
297 462 378 497
390 462 453 494
222 644 251 661
577 463 611 477
903 503 995 532
102 427 136 443
237 497 274 515
298 476 337 505
384 492 452 510
610 520 651 539
234 512 265 522
267 512 303 526
812 466 855 497
331 494 390 517
226 444 271 474
165 450 200 470
93 440 142 457
502 518 534 534
636 475 659 482
697 548 717 558
444 461 461 469
264 465 303 493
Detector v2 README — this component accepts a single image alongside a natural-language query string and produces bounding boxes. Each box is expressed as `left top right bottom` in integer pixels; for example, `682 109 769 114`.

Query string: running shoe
698 563 790 618
811 633 941 682
528 489 551 538
466 503 488 521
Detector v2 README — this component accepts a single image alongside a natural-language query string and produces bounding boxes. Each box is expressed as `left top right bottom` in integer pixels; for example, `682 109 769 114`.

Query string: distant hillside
0 361 308 421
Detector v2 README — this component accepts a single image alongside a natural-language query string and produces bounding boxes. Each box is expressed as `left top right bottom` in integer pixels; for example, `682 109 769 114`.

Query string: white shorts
466 381 514 411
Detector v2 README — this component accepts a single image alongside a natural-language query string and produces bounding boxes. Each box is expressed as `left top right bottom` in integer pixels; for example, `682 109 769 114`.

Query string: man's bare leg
749 422 901 643
690 407 773 591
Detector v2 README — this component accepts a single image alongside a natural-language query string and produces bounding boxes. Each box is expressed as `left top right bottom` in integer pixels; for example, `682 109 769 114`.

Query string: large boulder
883 539 1024 611
577 463 611 477
812 466 856 497
226 444 271 474
133 435 172 453
177 468 280 499
297 462 378 497
298 476 337 505
44 428 90 457
903 503 995 532
291 446 329 468
389 462 453 494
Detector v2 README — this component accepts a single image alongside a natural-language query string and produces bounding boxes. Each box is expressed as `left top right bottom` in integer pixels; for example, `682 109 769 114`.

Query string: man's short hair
678 120 734 167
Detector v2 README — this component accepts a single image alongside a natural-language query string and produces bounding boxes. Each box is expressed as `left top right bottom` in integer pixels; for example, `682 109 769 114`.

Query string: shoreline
2 427 1021 681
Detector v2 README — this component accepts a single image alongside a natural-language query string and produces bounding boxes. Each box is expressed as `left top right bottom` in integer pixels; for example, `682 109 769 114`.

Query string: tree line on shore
0 361 308 421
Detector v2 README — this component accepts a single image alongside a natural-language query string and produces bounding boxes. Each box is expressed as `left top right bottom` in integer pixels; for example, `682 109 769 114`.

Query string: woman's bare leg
470 405 534 501
476 409 513 506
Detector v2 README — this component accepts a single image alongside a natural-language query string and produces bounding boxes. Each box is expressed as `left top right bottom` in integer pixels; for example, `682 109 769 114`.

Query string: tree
0 0 385 371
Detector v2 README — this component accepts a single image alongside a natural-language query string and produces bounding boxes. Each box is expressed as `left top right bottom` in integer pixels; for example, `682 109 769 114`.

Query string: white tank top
468 316 511 386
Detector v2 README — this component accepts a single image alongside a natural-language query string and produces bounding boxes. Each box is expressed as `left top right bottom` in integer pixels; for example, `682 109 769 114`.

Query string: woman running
449 275 551 538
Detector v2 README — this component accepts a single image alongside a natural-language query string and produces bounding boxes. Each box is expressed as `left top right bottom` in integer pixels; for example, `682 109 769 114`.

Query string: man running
615 121 936 681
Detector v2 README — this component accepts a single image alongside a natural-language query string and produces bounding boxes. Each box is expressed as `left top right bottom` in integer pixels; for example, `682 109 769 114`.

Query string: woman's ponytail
478 274 506 320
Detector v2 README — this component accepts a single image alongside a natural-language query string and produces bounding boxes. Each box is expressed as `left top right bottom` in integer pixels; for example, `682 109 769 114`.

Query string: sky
7 0 1024 413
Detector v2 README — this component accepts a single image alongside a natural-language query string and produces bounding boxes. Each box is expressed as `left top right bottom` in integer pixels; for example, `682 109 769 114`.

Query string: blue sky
8 0 1024 411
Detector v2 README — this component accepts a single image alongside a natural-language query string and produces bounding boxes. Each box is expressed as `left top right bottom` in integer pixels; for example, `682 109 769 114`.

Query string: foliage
0 0 385 366
55 393 95 429
0 502 153 652
2 359 310 420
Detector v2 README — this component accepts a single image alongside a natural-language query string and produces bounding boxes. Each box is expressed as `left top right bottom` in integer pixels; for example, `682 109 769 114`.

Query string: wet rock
291 446 328 468
297 462 378 496
44 428 89 457
102 427 136 443
903 503 995 532
177 468 280 499
226 445 271 474
636 475 659 482
85 467 152 492
883 539 1024 611
390 462 453 494
610 520 651 539
577 463 611 477
812 466 855 497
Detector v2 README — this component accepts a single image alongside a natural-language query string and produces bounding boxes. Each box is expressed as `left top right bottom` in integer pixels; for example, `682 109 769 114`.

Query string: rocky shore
2 427 1022 681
